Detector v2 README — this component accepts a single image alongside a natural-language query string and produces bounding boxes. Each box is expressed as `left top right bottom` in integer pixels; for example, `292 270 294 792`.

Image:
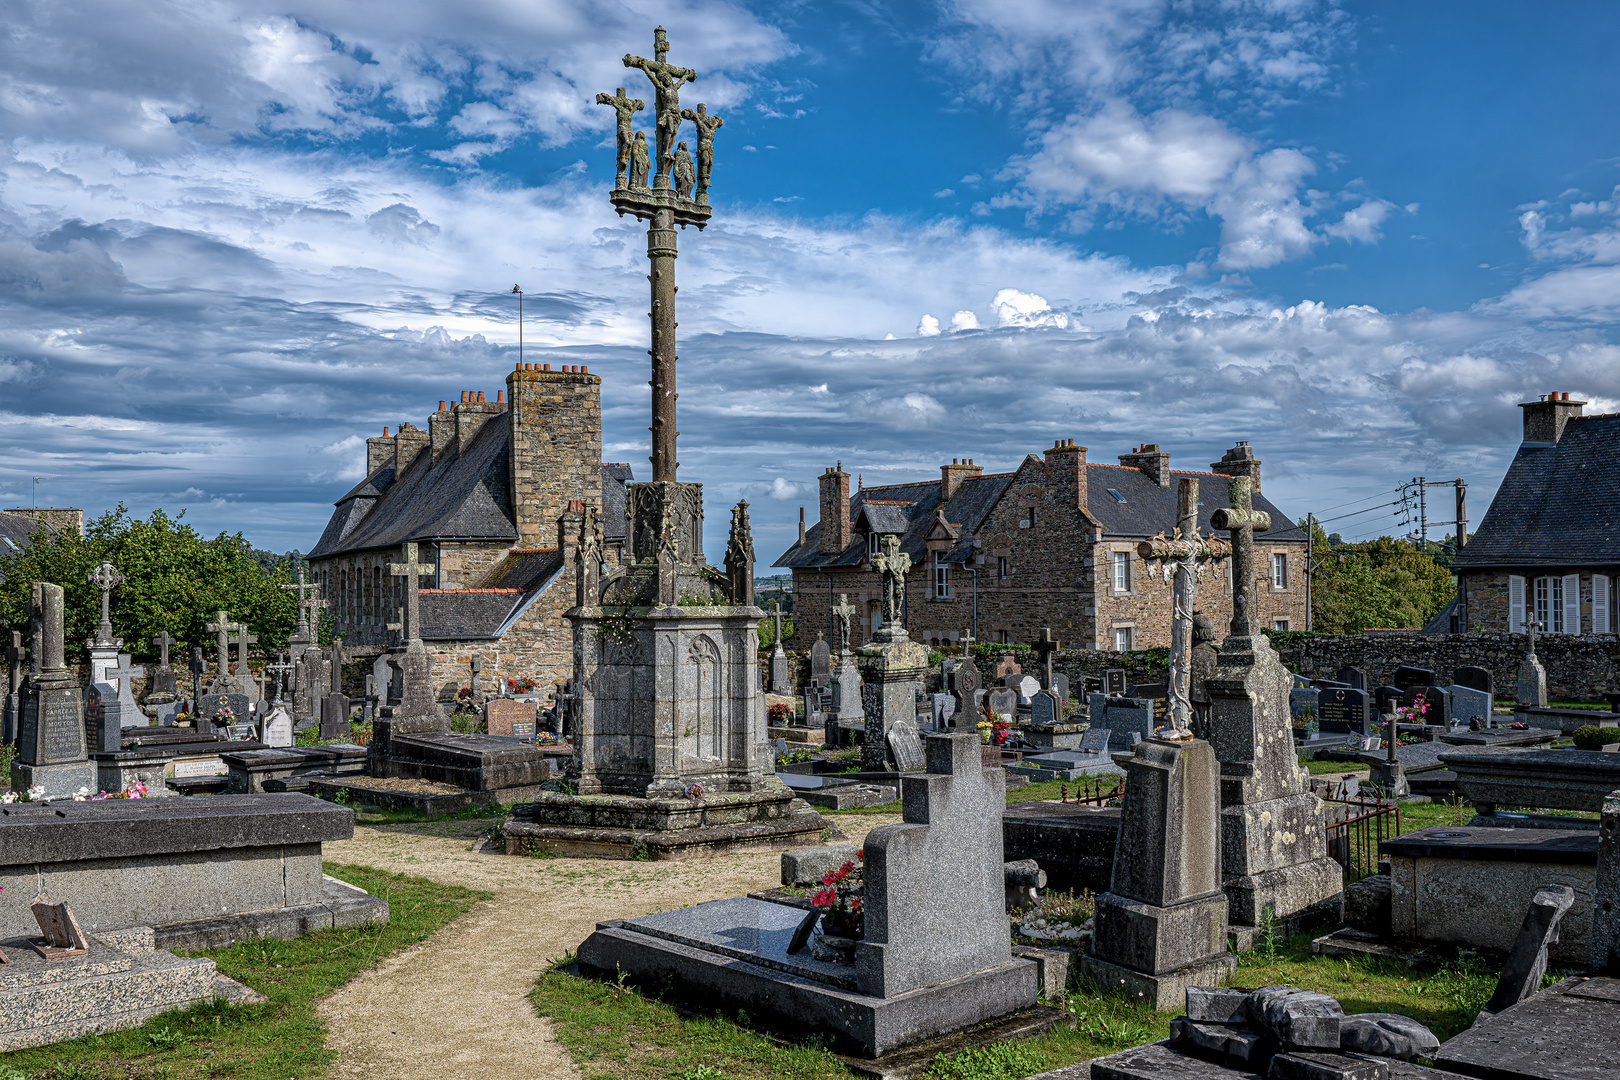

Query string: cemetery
2 23 1619 1080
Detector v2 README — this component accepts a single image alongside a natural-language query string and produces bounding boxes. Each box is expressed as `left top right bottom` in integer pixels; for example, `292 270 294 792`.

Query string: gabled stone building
1451 392 1618 636
774 440 1308 652
308 363 630 694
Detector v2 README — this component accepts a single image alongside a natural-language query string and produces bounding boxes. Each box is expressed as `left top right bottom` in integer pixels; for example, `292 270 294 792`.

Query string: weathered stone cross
389 542 435 645
772 603 784 650
87 560 124 644
1031 627 1061 691
280 570 319 639
6 631 23 694
205 610 237 678
831 593 857 656
151 631 174 669
104 654 142 697
1141 477 1232 737
265 653 294 704
959 627 976 652
233 625 258 680
386 606 404 645
1209 476 1270 640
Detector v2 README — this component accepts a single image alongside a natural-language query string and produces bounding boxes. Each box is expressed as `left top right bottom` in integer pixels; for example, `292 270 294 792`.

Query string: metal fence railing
1058 776 1126 806
1324 794 1401 885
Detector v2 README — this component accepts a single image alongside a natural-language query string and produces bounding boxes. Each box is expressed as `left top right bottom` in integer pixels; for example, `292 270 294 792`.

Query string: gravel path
317 814 899 1080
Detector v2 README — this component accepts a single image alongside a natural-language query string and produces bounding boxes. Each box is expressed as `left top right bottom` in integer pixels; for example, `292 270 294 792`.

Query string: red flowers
811 858 864 937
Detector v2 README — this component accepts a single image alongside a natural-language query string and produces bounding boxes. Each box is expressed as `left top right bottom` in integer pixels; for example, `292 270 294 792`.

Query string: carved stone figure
628 130 651 190
680 103 723 202
672 141 695 199
622 26 695 189
872 534 911 629
595 87 645 189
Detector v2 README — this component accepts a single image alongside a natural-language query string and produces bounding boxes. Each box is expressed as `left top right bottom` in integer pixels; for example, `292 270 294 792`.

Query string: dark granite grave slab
1086 1039 1477 1080
1380 826 1597 866
1437 730 1555 748
1435 976 1620 1080
1438 746 1620 813
626 895 857 990
1001 801 1121 895
376 732 553 791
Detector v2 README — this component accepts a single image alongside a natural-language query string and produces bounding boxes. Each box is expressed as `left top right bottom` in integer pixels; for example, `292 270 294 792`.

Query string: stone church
775 439 1308 652
307 362 631 695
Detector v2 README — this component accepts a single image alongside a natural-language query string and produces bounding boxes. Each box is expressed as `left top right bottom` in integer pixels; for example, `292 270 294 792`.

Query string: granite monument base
223 744 367 794
10 759 96 799
1079 951 1239 1012
503 788 823 860
368 728 554 791
576 896 1042 1058
1022 723 1086 750
0 928 263 1052
90 750 176 797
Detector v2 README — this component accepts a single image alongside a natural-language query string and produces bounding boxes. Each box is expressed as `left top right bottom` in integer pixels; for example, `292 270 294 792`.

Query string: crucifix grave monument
860 532 928 773
233 624 260 703
1205 475 1342 928
768 603 791 695
501 29 817 860
86 560 124 686
3 630 22 744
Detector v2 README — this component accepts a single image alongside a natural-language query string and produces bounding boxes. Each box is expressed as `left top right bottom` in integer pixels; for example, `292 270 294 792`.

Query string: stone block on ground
1246 985 1344 1049
780 844 860 887
1484 883 1575 1016
1338 1014 1439 1061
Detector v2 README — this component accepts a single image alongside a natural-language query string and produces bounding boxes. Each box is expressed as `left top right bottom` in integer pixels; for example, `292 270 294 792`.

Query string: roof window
1107 488 1126 502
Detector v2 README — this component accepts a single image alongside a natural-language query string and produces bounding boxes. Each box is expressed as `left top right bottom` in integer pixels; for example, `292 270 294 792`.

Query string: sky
1 0 1618 565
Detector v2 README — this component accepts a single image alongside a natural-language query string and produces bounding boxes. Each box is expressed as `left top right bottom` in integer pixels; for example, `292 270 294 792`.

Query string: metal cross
86 560 124 643
388 542 435 644
1031 627 1061 691
1209 476 1270 639
264 653 295 705
205 610 235 678
233 625 258 680
1140 478 1232 737
831 593 857 656
151 631 174 668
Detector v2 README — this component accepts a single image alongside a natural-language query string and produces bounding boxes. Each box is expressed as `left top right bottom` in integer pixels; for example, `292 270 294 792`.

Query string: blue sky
1 0 1617 564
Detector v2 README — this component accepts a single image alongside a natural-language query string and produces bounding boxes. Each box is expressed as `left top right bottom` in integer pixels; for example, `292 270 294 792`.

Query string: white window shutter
1508 575 1526 633
1563 574 1581 635
1594 575 1611 634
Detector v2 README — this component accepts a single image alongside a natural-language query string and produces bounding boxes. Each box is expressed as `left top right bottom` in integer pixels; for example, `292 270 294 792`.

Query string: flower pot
811 931 859 963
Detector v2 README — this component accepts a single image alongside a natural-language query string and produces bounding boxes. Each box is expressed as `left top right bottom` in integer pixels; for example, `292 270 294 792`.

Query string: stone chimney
1118 443 1172 488
1043 439 1088 510
393 422 430 474
429 400 456 464
455 389 507 451
940 458 983 502
1519 391 1586 444
798 506 806 546
366 427 395 476
1210 442 1262 494
505 362 601 546
819 463 851 555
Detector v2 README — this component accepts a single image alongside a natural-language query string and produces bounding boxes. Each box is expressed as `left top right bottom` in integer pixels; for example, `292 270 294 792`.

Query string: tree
0 505 298 661
1303 522 1455 633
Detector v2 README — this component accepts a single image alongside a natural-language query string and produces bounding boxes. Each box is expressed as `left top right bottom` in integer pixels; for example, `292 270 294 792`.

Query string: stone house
774 440 1308 652
307 363 631 696
1451 392 1618 636
0 508 83 564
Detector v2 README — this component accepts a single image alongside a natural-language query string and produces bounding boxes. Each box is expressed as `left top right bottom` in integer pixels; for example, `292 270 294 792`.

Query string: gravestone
769 647 790 696
1374 685 1402 717
1104 669 1127 695
952 654 982 731
100 654 144 728
1029 690 1059 727
1517 625 1548 707
887 718 927 773
84 682 124 753
150 631 178 695
1011 675 1039 703
1126 682 1169 731
1485 885 1576 1017
320 644 349 742
1449 684 1493 728
930 693 955 728
14 582 96 797
485 698 537 737
1051 673 1070 701
831 655 864 725
372 652 402 709
197 688 249 727
809 633 832 683
986 687 1017 719
1390 665 1437 691
1079 728 1112 754
1334 666 1368 691
1289 687 1319 726
1316 686 1369 734
261 705 294 748
993 655 1021 680
1103 697 1152 750
2 630 22 746
1454 665 1494 697
1081 737 1235 1008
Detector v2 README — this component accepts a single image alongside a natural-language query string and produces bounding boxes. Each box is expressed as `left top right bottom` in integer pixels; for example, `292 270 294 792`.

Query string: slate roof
419 590 528 640
1452 413 1620 569
0 512 57 558
773 462 1304 570
483 549 567 592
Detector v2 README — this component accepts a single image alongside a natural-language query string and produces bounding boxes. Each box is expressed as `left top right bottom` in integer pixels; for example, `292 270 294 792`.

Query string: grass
0 864 488 1080
534 928 1503 1080
1303 757 1369 776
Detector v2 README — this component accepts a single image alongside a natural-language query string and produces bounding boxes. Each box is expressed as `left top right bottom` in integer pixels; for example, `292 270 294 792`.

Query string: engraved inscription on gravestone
1316 686 1369 734
41 693 84 763
1030 692 1057 727
1104 669 1127 695
1079 728 1112 754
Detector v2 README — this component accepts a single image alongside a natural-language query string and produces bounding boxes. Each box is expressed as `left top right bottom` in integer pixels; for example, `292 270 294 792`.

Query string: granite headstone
1316 686 1369 734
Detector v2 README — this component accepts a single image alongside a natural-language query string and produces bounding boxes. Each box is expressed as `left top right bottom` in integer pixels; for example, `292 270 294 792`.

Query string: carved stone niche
628 481 705 565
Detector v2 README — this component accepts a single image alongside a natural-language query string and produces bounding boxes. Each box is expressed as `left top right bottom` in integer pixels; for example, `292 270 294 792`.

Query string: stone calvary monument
501 28 819 859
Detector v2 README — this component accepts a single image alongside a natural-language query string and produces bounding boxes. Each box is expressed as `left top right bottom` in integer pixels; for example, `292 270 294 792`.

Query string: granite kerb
509 787 803 831
1439 746 1620 813
1380 825 1598 865
0 793 353 865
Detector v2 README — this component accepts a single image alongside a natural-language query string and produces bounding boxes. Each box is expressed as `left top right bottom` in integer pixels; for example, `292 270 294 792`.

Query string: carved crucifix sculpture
622 26 695 189
680 103 723 204
280 569 320 641
871 533 911 634
831 593 857 657
595 87 646 189
232 624 258 682
1209 476 1270 640
86 561 124 646
1140 478 1232 738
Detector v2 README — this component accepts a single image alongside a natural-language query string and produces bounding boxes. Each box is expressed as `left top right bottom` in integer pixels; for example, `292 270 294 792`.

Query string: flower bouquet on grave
811 855 864 961
976 719 993 744
767 702 793 727
991 717 1013 746
506 676 538 696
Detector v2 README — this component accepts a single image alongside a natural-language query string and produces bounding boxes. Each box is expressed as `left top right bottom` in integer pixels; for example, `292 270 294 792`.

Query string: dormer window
934 555 950 599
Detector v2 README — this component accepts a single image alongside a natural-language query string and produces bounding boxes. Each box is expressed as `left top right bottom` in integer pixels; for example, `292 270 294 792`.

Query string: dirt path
318 815 900 1080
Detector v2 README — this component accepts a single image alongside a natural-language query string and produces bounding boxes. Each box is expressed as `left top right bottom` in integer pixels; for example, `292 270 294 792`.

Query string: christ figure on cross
1138 478 1231 738
623 27 696 188
596 87 645 189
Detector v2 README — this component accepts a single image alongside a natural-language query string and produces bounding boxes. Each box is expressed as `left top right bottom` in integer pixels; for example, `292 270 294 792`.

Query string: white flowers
1016 913 1093 943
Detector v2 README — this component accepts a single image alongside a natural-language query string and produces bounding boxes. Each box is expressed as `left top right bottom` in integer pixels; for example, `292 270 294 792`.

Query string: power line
1311 484 1403 515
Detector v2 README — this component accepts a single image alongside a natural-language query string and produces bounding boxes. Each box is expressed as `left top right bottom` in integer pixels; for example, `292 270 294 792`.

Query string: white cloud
918 314 941 336
949 310 980 331
767 477 800 499
991 288 1069 329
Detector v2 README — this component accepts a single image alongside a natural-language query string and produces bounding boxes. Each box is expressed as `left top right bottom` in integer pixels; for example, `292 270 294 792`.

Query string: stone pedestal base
857 635 928 773
1220 789 1344 925
1225 857 1346 928
11 759 96 799
1090 889 1231 976
1079 951 1237 1011
1371 761 1408 797
1023 724 1085 750
91 751 176 797
502 786 824 860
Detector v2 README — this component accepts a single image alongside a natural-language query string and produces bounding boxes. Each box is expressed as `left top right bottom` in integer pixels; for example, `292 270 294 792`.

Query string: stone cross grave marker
952 653 981 730
264 653 295 706
150 630 177 694
102 654 143 727
1517 618 1548 707
1137 477 1231 738
870 533 911 640
1316 686 1369 734
1032 627 1061 690
809 633 832 682
86 560 124 647
389 542 434 644
233 624 260 702
1209 475 1269 639
388 543 447 728
886 718 927 773
320 638 349 740
204 610 237 684
280 569 319 642
831 593 857 656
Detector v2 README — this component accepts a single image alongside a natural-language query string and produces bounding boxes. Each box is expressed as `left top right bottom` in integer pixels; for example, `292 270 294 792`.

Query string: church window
997 556 1008 580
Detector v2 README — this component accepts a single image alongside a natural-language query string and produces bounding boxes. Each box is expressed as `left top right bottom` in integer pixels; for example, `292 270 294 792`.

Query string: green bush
1572 725 1620 751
